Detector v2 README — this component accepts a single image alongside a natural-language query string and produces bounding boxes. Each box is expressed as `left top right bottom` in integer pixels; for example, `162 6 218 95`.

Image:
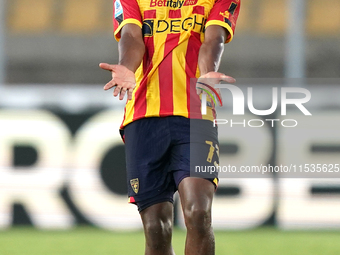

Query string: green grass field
1 227 340 255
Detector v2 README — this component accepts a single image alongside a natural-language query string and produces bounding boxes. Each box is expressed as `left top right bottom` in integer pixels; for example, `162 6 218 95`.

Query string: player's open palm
99 63 136 100
197 71 235 107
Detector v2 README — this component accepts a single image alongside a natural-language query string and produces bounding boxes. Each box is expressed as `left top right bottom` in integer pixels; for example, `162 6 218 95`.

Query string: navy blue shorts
123 116 219 212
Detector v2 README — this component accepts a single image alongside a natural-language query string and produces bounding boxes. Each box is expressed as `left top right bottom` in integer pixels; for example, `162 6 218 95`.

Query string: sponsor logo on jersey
143 20 154 37
130 178 139 194
150 0 198 8
142 15 206 36
115 0 123 18
219 11 230 19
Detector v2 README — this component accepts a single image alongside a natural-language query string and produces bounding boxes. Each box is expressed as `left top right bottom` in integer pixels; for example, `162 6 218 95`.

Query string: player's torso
122 0 217 127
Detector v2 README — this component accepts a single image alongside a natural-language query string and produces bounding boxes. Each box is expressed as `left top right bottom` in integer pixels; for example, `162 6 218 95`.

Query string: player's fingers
127 88 134 100
103 80 117 90
196 82 205 95
113 85 122 97
197 81 215 95
219 75 236 84
119 87 128 100
200 83 222 107
200 71 225 80
126 82 136 100
200 72 236 84
99 63 116 72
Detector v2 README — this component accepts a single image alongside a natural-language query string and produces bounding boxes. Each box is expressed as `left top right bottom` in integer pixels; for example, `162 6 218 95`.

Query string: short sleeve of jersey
206 0 241 43
113 0 142 41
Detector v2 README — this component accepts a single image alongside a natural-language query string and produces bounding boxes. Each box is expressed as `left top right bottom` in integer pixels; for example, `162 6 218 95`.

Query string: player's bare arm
197 25 236 106
198 25 228 75
99 23 145 100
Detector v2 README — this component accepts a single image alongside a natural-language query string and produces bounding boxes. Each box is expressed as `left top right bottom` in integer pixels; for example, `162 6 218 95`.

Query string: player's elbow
204 25 229 46
203 36 225 50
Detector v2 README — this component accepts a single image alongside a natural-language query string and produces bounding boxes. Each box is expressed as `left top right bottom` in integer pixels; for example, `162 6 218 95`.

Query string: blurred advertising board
1 80 340 230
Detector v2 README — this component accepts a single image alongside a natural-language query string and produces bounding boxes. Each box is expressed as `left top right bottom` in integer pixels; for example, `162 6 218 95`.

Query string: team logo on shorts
130 178 139 194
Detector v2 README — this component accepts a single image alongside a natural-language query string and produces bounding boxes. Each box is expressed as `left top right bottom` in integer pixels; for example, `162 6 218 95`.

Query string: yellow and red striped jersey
113 0 240 128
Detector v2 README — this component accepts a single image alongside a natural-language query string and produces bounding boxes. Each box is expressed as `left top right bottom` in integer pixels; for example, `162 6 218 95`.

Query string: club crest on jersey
150 0 198 8
130 178 139 194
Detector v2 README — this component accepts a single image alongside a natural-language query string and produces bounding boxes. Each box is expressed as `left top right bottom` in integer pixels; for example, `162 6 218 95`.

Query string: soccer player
100 0 240 254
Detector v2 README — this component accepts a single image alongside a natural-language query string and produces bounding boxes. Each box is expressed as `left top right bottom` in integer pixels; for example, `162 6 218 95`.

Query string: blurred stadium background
0 0 340 254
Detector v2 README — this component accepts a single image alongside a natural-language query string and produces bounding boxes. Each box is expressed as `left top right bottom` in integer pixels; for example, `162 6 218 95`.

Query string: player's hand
196 72 236 107
99 63 136 100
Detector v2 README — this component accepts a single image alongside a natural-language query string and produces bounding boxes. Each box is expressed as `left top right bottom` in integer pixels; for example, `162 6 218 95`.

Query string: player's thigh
172 118 217 220
189 119 219 180
124 117 175 211
170 117 219 187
